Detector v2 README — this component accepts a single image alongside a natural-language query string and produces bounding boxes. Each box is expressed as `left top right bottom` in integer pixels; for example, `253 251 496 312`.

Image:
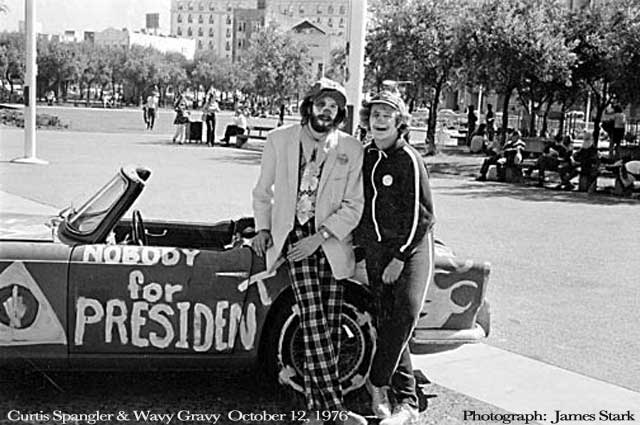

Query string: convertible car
0 166 490 394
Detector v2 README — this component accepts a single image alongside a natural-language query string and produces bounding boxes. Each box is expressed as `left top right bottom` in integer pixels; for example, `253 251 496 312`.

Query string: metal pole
13 0 47 164
344 0 367 135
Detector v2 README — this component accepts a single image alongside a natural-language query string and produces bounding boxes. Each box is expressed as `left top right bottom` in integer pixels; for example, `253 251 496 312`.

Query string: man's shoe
365 380 391 419
336 411 368 425
380 404 419 425
475 176 486 181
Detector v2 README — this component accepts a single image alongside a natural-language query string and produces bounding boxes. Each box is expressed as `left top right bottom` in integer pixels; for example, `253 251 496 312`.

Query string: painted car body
0 166 490 392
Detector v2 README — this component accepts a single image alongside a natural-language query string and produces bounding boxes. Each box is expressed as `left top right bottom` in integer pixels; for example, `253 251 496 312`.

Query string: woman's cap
369 91 407 115
307 78 347 108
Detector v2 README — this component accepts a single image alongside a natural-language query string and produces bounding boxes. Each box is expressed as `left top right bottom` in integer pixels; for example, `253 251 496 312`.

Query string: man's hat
368 91 407 115
307 78 347 108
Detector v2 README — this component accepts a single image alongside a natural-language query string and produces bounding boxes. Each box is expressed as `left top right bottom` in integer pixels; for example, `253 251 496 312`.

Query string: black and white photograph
1 0 639 424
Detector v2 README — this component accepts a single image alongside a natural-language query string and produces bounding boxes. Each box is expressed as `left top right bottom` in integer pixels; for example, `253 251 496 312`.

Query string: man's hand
287 233 323 262
382 258 405 284
251 230 273 257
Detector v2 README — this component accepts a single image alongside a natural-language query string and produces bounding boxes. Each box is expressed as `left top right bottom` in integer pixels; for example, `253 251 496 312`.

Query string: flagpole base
11 157 49 165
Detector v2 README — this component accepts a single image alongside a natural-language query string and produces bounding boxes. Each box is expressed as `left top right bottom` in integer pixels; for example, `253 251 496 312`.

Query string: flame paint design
422 279 478 328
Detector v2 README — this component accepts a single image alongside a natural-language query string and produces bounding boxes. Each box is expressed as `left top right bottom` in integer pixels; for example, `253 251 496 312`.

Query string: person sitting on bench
476 130 525 181
220 108 248 145
535 135 573 187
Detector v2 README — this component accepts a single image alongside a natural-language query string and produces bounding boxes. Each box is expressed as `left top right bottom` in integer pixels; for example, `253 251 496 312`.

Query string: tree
0 32 25 95
566 0 640 145
461 0 575 144
240 26 313 101
325 47 347 84
365 0 470 153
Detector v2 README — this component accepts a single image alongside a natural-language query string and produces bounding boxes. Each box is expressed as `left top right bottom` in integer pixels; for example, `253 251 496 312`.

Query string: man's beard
309 113 335 133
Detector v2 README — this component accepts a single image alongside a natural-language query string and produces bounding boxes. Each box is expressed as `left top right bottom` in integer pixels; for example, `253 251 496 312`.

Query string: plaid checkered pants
286 220 344 412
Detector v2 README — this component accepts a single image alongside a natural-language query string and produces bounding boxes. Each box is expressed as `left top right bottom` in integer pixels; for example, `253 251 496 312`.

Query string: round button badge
382 174 394 186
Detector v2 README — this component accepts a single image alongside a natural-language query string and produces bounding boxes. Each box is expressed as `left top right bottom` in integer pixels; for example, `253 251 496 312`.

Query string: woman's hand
382 258 405 284
251 230 273 257
287 233 323 262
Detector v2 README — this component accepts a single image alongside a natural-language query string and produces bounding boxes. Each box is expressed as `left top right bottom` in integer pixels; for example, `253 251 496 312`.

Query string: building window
317 4 322 14
299 5 304 14
199 2 204 10
187 27 193 36
177 14 182 23
209 40 213 48
328 5 334 14
198 27 203 36
188 14 192 23
209 15 214 24
227 4 232 12
226 15 232 25
198 14 203 23
177 27 183 36
188 2 193 10
339 17 344 27
210 4 215 11
198 40 203 48
178 4 183 10
317 62 324 79
226 28 231 37
339 5 345 14
328 18 333 27
209 28 214 37
225 41 230 51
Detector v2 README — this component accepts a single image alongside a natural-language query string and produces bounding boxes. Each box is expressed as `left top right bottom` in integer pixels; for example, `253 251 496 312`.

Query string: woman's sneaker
365 379 392 419
380 403 419 425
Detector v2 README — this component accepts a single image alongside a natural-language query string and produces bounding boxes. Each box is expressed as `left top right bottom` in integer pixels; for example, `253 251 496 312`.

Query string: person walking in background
202 90 220 146
172 94 189 144
252 78 366 425
145 90 159 130
486 103 495 142
469 123 488 154
611 105 626 158
356 91 435 425
467 104 477 146
220 108 248 145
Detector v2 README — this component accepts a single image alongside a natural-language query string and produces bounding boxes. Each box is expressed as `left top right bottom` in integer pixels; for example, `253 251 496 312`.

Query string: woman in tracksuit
356 91 435 425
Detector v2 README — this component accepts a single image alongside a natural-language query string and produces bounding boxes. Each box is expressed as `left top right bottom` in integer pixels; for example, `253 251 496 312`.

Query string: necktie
296 146 320 225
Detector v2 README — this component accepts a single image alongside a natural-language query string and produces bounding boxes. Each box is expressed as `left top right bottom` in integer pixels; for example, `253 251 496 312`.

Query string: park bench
235 125 274 148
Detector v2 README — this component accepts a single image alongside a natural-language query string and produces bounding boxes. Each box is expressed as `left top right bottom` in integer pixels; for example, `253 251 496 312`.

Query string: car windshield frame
66 174 129 234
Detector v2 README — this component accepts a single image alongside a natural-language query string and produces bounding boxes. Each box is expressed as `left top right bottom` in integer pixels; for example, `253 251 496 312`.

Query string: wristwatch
319 228 331 241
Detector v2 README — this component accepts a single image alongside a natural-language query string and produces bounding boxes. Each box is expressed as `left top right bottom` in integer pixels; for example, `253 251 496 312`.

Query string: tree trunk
500 88 514 146
425 78 444 155
541 101 552 137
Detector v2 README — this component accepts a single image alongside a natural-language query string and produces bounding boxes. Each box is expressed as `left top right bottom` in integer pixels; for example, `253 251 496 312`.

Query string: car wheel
260 286 376 395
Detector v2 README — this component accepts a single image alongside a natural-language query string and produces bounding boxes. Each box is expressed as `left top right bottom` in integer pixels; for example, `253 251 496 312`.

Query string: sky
0 0 172 34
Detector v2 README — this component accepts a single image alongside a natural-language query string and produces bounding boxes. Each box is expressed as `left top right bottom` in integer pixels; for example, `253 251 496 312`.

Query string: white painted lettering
105 299 128 344
128 270 144 299
162 248 180 266
241 303 257 350
143 282 163 303
74 297 104 345
193 303 214 352
182 249 200 266
164 283 183 303
148 304 175 349
131 301 149 347
103 246 122 263
175 301 190 349
122 246 140 264
215 301 229 351
142 247 161 265
82 245 103 262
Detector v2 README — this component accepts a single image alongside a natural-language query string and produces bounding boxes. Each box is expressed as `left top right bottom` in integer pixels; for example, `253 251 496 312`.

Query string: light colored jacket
252 124 364 279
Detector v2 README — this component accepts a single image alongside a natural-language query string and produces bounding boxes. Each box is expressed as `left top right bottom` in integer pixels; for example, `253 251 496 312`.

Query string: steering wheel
131 209 147 246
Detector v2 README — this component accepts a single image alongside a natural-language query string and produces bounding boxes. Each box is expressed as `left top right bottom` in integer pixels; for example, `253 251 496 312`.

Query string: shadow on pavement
446 180 640 206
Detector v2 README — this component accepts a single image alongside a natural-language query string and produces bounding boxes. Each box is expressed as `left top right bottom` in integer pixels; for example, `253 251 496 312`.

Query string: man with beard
252 78 366 425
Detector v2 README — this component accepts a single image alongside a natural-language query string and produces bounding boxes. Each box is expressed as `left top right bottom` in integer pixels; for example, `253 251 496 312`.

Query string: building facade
170 0 257 58
264 0 349 42
95 28 196 60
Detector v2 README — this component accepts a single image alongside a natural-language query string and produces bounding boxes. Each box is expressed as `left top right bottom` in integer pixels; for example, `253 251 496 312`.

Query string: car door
68 243 256 359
